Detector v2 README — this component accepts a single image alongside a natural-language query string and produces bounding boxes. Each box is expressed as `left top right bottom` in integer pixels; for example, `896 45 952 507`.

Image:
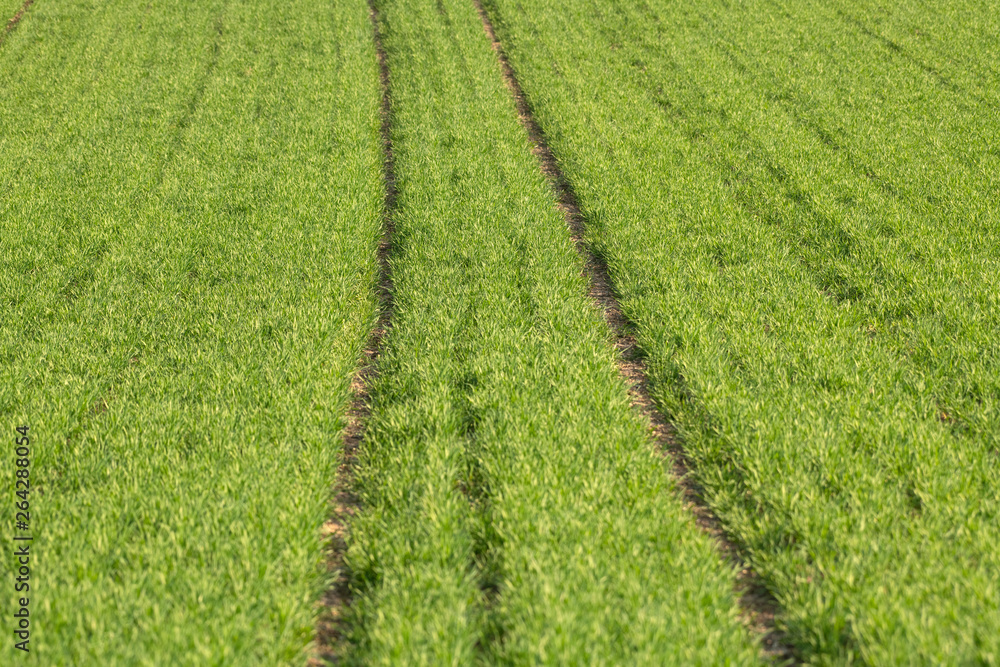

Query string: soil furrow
4 0 31 31
472 1 795 661
1 0 33 45
311 2 396 664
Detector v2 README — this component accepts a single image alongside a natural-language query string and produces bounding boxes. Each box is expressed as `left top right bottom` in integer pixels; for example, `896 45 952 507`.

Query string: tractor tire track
311 2 396 663
1 0 33 46
472 0 796 662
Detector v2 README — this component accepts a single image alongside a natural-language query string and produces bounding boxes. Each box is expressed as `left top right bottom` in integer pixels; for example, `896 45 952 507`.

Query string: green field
0 0 382 663
484 0 1000 662
343 0 756 663
2 0 998 664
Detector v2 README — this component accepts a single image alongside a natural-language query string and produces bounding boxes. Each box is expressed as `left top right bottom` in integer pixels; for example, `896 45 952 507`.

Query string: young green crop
0 0 382 663
343 0 760 664
484 0 1000 663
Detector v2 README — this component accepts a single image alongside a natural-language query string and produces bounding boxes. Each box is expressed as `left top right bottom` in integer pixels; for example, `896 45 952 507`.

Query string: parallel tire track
472 1 796 662
312 2 396 664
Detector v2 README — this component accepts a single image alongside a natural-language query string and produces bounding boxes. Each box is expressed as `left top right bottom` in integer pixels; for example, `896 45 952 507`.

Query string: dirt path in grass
311 2 396 664
1 0 34 45
472 1 795 661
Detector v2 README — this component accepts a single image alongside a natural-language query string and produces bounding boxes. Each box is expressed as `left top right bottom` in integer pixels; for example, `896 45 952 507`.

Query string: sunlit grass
342 0 760 664
485 0 1000 662
0 0 383 663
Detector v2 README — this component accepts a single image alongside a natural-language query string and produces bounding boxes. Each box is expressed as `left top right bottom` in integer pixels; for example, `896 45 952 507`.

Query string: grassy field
341 0 759 663
484 0 1000 663
0 0 382 663
3 0 998 663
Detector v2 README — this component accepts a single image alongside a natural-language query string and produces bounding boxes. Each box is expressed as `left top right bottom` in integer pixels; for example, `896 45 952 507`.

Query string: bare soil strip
472 1 795 661
311 3 396 664
1 0 34 44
